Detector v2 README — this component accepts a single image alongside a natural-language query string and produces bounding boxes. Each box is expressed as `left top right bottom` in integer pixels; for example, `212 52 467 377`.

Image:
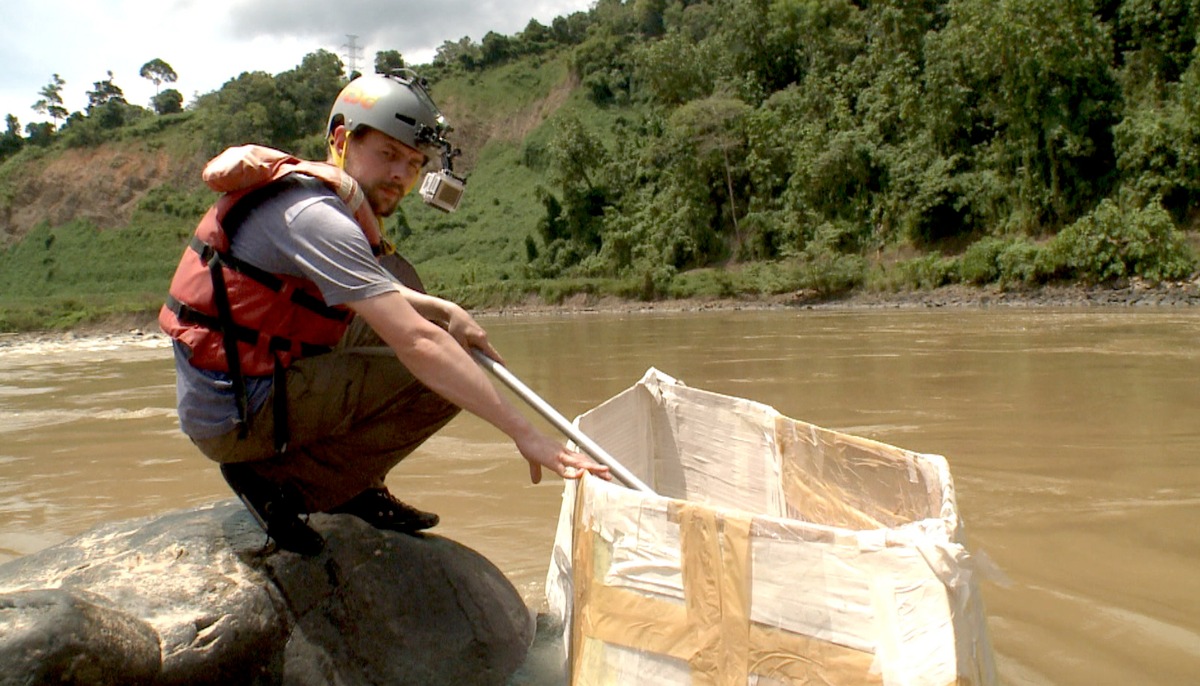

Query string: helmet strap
329 129 353 169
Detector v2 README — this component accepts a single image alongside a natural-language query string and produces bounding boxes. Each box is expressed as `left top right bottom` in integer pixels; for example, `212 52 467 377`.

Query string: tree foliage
0 114 22 158
5 2 1197 289
32 74 68 126
195 49 345 154
139 58 178 95
151 89 184 115
86 70 127 109
924 0 1118 232
65 70 147 135
375 50 405 75
430 11 593 75
523 0 1196 285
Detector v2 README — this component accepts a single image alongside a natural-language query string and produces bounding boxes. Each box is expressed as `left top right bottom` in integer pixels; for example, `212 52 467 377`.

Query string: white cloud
0 0 593 129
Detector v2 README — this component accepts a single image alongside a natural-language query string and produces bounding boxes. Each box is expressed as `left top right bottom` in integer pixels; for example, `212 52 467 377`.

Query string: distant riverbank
2 279 1197 351
474 279 1200 317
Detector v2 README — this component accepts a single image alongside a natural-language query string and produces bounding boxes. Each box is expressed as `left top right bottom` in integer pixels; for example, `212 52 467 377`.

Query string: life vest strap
187 236 351 324
166 296 335 359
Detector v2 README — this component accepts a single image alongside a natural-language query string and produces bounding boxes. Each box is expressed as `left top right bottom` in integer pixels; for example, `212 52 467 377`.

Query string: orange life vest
159 146 387 444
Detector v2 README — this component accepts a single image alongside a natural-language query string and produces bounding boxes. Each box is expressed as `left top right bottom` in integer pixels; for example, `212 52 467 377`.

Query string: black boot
220 463 325 556
329 488 439 534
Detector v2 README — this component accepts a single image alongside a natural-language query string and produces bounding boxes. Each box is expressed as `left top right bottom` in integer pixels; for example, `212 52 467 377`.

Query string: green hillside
2 0 1199 332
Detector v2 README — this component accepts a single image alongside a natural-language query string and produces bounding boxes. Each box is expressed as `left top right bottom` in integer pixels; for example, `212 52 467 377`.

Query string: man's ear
328 125 350 165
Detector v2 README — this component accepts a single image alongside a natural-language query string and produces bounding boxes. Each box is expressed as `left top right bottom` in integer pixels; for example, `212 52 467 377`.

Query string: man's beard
366 183 404 217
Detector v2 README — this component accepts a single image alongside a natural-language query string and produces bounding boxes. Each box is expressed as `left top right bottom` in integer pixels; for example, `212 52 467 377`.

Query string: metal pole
471 349 655 494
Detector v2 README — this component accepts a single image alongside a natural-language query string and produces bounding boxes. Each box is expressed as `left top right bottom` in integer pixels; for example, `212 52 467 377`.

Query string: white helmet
328 70 452 156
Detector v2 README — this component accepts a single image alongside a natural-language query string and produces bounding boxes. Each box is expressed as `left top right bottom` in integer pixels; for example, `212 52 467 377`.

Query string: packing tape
569 478 882 684
677 503 752 686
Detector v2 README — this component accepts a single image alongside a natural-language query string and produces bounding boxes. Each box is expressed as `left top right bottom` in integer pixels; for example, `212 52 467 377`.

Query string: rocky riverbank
802 279 1200 310
474 278 1200 317
2 280 1197 353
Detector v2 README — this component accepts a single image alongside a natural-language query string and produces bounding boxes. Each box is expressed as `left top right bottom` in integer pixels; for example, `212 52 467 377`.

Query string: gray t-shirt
172 176 401 439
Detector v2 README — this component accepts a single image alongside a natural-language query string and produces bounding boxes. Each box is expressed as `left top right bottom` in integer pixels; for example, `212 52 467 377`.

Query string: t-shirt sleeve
277 194 402 307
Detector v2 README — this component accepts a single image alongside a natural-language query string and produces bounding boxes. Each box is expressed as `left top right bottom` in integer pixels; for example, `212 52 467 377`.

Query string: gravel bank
3 280 1197 352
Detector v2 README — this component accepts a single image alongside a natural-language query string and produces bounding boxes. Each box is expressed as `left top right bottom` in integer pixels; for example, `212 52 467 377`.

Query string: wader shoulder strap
207 254 249 439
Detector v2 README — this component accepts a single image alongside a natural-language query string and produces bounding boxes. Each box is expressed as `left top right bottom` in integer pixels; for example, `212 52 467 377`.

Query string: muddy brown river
1 308 1197 685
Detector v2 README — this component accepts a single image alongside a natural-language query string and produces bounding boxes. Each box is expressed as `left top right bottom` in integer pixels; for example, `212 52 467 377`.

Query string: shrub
960 236 1046 286
896 253 959 289
1043 198 1196 283
995 239 1044 286
959 238 1005 284
798 245 867 296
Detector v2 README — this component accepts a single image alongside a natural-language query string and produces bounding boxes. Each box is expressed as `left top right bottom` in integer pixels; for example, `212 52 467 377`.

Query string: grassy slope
390 52 646 307
0 54 598 330
0 111 219 330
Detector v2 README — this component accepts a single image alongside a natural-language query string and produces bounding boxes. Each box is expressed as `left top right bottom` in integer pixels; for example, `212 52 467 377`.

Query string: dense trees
3 2 1196 288
525 0 1196 285
195 49 344 156
430 12 591 74
922 0 1118 232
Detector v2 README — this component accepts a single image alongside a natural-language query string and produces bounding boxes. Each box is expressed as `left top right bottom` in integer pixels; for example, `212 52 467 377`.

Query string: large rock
0 588 160 684
0 500 535 685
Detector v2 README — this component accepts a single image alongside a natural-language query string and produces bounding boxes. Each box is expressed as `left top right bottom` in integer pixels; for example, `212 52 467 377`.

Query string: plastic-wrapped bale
546 369 996 686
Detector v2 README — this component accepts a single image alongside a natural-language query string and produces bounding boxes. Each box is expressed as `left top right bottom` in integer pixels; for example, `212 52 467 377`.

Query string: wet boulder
0 500 534 685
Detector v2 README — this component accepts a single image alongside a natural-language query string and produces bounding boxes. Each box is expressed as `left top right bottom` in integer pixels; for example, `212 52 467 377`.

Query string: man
160 71 610 555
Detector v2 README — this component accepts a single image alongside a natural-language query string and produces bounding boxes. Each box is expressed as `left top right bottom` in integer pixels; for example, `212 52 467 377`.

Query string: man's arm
394 286 501 358
347 290 611 484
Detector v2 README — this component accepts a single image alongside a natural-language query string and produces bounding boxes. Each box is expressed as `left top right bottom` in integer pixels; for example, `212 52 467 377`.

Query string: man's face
335 126 427 217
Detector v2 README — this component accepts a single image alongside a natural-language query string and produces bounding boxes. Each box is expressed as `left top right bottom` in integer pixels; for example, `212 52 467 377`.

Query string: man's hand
515 429 613 484
443 301 505 364
398 287 505 364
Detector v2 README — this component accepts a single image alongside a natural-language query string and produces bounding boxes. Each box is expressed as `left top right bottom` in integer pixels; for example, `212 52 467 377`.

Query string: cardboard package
546 369 996 685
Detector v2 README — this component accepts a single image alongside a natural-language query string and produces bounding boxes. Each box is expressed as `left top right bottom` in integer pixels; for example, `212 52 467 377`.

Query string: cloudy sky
1 0 595 127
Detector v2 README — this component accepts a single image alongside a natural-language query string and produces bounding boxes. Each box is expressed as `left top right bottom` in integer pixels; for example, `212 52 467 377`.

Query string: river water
0 308 1197 685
